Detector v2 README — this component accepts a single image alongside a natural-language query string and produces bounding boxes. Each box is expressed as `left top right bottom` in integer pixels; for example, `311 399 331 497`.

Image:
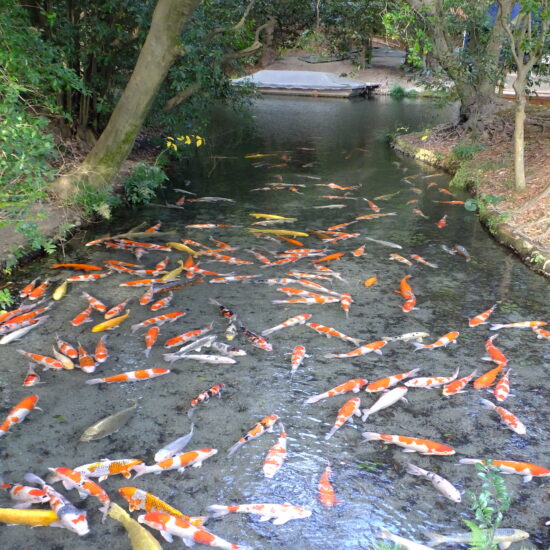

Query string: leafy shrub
0 289 14 311
123 163 168 205
452 142 484 160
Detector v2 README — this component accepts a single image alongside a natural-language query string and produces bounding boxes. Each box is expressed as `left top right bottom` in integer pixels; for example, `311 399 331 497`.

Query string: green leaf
464 198 479 211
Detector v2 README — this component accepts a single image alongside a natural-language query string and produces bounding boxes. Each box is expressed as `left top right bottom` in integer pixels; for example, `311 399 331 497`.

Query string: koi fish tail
412 342 426 351
227 441 244 456
130 324 141 333
361 409 372 422
480 398 496 410
378 529 393 540
208 298 221 306
261 327 276 336
324 353 338 359
325 427 337 440
206 505 231 518
489 324 505 331
99 503 111 523
131 464 149 479
458 458 482 465
405 463 425 476
425 531 448 546
305 394 323 404
84 378 102 385
163 353 179 363
143 348 151 358
361 432 381 442
23 473 45 486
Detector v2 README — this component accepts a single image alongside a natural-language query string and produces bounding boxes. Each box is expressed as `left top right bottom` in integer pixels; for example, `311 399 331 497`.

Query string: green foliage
390 86 418 98
452 142 485 160
0 289 14 311
384 125 410 144
123 163 168 206
464 462 512 550
67 183 120 220
370 542 403 550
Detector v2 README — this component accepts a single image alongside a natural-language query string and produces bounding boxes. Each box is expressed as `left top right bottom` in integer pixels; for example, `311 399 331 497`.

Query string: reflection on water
0 97 548 549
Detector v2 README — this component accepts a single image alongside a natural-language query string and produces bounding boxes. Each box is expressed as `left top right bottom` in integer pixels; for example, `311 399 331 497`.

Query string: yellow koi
244 153 278 158
91 310 130 333
52 279 69 301
249 229 309 237
249 213 296 221
160 260 185 282
0 508 58 526
165 242 199 257
108 503 163 550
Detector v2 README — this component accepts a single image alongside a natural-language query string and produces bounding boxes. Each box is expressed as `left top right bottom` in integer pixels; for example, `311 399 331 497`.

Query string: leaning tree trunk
512 73 527 191
54 0 201 199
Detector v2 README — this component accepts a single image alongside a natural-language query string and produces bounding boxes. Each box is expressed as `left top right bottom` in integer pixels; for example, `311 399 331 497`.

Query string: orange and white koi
104 298 131 319
75 459 143 482
23 363 41 387
474 364 504 390
17 349 63 370
296 279 344 298
228 414 279 455
19 278 38 299
0 395 40 437
138 512 250 549
118 487 206 526
433 200 465 205
318 465 340 506
80 292 107 313
48 467 110 520
405 368 459 388
340 292 353 317
240 326 272 351
312 252 345 264
261 313 311 336
1 479 49 508
442 370 477 396
204 253 253 265
139 286 156 305
412 331 459 351
351 245 365 257
185 223 236 229
66 271 112 282
410 254 438 268
435 215 448 228
413 208 429 219
71 305 94 326
389 254 413 266
131 311 186 332
133 448 217 478
290 346 308 376
493 369 511 401
1 304 52 330
325 397 361 439
28 280 50 300
143 326 160 358
55 335 78 359
490 320 547 330
77 343 97 374
272 296 341 305
145 222 162 233
402 293 417 313
364 198 380 212
24 473 89 535
355 212 396 220
406 199 418 204
150 292 173 311
480 398 526 435
115 238 172 251
366 369 421 392
396 275 413 299
362 432 455 455
209 275 258 283
458 458 550 482
327 220 358 231
209 298 236 321
287 272 331 281
482 335 508 366
469 304 498 327
533 326 550 339
120 278 169 287
305 378 368 404
164 323 214 349
306 322 360 346
263 424 287 478
361 386 408 422
190 384 225 415
207 503 311 525
94 335 108 363
324 340 387 359
86 368 170 385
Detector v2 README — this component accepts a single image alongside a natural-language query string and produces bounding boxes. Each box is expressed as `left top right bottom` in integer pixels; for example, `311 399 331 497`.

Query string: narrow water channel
1 96 548 549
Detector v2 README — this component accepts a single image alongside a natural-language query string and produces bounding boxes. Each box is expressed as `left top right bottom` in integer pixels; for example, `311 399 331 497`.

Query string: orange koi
0 395 40 437
305 378 368 404
71 305 94 326
131 312 185 332
340 292 352 317
50 264 102 271
151 292 173 311
492 369 511 401
366 369 421 392
227 414 279 455
324 340 387 359
318 465 340 506
442 370 477 396
412 331 459 351
325 397 361 439
533 326 550 339
365 199 380 212
480 399 526 435
402 294 417 312
17 350 63 370
119 278 167 287
362 432 455 455
277 236 304 247
28 280 49 300
164 323 214 348
389 254 412 266
143 326 160 357
20 278 38 299
435 214 448 228
263 423 287 478
23 363 41 387
290 345 307 376
458 459 550 482
396 275 413 299
312 252 345 264
306 322 361 346
469 304 498 327
483 335 508 365
94 335 108 363
67 272 112 282
473 364 504 389
144 222 162 233
78 343 97 374
352 245 365 257
433 200 465 205
85 368 170 385
364 276 377 287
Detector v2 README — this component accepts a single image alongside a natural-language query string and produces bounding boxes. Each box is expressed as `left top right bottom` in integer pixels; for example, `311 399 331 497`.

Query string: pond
0 96 548 550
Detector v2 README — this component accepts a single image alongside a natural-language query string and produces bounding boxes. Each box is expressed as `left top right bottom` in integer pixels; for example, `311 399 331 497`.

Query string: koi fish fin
23 473 44 486
84 379 102 385
412 342 425 351
522 475 532 483
206 505 230 518
143 348 151 358
189 515 208 527
361 410 371 423
257 515 271 522
405 463 425 476
131 464 148 479
457 458 482 465
498 543 512 550
98 475 109 482
177 467 188 473
13 502 32 509
305 395 323 404
480 398 495 410
159 530 174 543
489 324 504 331
374 349 383 355
402 449 416 453
272 517 290 525
187 408 195 418
325 428 337 440
227 441 244 455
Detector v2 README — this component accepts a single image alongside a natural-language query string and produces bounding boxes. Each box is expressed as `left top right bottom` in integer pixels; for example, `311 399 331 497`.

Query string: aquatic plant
123 163 168 206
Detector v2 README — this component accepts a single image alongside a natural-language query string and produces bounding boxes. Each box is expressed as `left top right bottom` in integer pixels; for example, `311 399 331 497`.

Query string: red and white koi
261 313 311 336
228 414 279 455
435 215 448 228
533 326 550 339
410 254 438 268
19 278 39 299
71 305 94 326
75 458 143 482
272 296 341 305
56 335 78 359
94 335 108 363
139 286 156 305
458 459 550 482
189 384 225 416
362 432 455 455
490 320 547 330
207 503 311 525
325 397 361 439
164 323 214 349
318 465 340 507
389 254 413 266
66 271 112 282
22 363 41 387
28 280 50 300
131 312 186 332
145 222 162 233
17 349 63 370
150 292 173 311
133 449 218 477
324 340 387 359
405 367 459 388
138 512 251 549
480 399 526 435
209 275 258 283
77 343 97 374
0 479 49 508
240 326 272 351
442 370 477 396
0 395 41 437
412 331 459 351
81 291 107 312
263 424 287 478
296 279 344 298
306 322 360 346
305 378 368 404
493 369 511 401
352 245 366 257
339 292 353 317
290 345 308 376
469 304 498 327
85 368 170 385
115 238 172 251
143 326 160 358
120 278 168 287
104 298 131 319
204 253 253 265
482 334 508 366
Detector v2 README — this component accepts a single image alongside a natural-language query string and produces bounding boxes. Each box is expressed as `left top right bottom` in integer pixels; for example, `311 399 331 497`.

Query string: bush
123 163 168 205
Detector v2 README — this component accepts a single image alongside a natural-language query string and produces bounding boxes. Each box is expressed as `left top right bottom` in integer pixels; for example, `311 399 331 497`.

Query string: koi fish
94 335 108 363
85 368 170 384
425 528 529 547
91 309 130 332
263 424 287 478
405 463 461 503
145 222 162 232
0 318 47 345
442 370 477 396
80 292 107 313
186 224 236 229
118 487 206 526
17 350 63 370
23 363 41 387
164 323 214 348
405 368 459 388
78 343 97 373
0 479 49 508
403 291 417 312
55 335 78 359
364 276 377 287
364 198 380 212
492 369 511 401
383 332 429 343
28 280 50 300
155 425 195 462
66 272 112 282
165 242 199 256
139 286 156 305
143 326 160 357
312 252 345 264
296 279 344 298
377 530 432 550
23 473 89 535
210 275 259 283
104 298 132 319
490 320 547 330
133 449 218 478
473 364 504 390
50 263 102 271
120 278 168 287
435 215 448 228
209 341 246 357
458 458 550 482
131 312 186 332
340 292 353 317
207 503 311 525
361 386 408 422
115 238 171 251
51 347 74 370
305 378 368 404
389 253 413 266
355 213 396 220
469 304 498 327
225 321 238 341
482 335 508 365
19 278 38 299
412 331 459 351
150 292 173 311
324 340 387 359
433 200 465 205
272 296 341 305
325 397 361 439
240 326 272 351
75 459 143 482
480 398 526 435
189 384 225 416
71 305 94 326
318 465 340 506
396 275 414 299
362 432 455 455
249 213 294 220
306 322 361 346
533 326 550 339
410 254 438 269
0 395 40 437
364 236 402 249
48 467 110 520
290 345 308 376
413 208 429 219
228 414 279 455
138 512 251 549
452 244 471 261
260 313 311 336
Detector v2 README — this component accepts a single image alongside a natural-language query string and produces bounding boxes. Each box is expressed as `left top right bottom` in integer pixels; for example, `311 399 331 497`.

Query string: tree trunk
513 75 527 191
54 0 201 199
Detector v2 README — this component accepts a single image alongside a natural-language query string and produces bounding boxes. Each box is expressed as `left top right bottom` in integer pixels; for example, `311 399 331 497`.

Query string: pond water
1 96 549 550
